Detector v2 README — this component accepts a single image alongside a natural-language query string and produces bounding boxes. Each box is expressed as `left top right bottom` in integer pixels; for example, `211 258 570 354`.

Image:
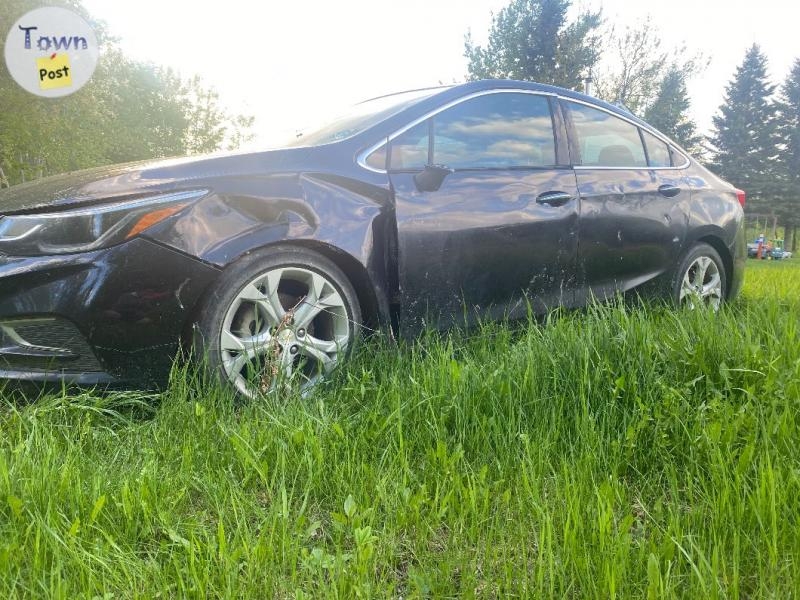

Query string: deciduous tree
594 18 667 114
0 0 252 186
594 19 703 155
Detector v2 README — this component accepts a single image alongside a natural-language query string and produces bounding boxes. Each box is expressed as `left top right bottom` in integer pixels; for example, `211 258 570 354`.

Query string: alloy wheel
679 255 723 310
219 266 351 397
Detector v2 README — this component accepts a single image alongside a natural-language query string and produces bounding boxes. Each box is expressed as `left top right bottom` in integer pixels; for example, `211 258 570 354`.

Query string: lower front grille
0 317 104 373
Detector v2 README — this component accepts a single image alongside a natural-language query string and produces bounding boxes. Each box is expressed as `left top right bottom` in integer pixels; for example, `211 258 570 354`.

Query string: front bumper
0 237 220 386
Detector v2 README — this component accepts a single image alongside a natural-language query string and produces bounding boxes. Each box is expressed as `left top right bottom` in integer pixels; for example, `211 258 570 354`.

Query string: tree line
465 0 798 250
2 0 797 251
0 0 253 188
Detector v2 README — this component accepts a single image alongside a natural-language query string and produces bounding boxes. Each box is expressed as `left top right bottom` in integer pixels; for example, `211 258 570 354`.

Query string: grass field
1 260 798 598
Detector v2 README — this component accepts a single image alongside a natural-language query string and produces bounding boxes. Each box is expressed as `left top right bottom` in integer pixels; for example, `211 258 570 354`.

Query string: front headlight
0 189 207 256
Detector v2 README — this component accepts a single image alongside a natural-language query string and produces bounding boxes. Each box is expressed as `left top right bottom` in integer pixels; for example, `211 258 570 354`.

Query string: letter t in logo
18 25 38 49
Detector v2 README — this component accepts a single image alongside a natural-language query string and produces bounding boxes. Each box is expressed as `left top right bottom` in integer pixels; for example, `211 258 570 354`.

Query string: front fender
144 172 395 327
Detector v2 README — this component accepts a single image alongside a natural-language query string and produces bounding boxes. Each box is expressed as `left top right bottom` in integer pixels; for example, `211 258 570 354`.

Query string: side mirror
413 164 454 192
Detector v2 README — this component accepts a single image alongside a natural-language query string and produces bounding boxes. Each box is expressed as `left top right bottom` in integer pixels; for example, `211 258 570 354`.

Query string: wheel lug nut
297 328 305 338
289 345 298 355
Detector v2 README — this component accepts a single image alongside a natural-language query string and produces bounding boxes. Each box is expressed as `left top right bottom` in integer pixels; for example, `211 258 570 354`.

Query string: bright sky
80 0 797 146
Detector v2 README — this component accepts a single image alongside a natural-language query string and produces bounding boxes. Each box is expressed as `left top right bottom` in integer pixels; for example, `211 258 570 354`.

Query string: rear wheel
195 246 361 398
672 243 726 310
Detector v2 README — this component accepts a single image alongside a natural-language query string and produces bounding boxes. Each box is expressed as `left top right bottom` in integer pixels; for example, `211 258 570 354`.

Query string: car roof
454 80 646 123
382 79 644 127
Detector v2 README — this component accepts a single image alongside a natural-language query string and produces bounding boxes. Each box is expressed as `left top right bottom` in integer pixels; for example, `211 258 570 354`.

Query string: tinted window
365 145 387 170
669 145 687 167
567 101 647 167
641 129 671 167
432 93 556 169
389 121 429 170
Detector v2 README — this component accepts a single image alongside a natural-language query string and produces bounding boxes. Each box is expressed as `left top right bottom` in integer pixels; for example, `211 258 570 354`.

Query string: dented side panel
391 169 581 331
573 168 691 301
144 172 395 325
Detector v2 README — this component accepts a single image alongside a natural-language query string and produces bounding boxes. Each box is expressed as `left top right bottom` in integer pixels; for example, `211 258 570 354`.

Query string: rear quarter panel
682 161 746 299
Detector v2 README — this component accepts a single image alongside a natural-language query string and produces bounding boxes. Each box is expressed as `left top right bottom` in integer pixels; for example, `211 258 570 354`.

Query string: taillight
735 188 746 208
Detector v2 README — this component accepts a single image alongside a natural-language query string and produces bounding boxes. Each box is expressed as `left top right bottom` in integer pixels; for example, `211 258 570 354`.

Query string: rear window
669 145 688 167
566 101 647 168
641 129 671 168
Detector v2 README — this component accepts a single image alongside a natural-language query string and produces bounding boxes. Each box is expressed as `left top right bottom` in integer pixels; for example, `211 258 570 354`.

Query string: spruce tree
644 67 702 154
776 59 800 251
710 45 779 213
464 0 602 90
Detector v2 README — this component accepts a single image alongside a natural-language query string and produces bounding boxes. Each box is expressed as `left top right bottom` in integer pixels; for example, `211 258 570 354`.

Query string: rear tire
672 243 726 310
194 246 361 398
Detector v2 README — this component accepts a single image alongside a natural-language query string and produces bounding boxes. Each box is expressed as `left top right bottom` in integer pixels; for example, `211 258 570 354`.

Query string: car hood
0 146 328 215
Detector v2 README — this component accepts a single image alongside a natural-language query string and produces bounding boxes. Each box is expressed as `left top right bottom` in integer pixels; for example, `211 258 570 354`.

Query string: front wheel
672 243 727 310
194 246 361 398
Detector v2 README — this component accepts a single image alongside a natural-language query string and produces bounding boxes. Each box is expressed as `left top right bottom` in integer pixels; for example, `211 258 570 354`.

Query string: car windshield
285 87 443 147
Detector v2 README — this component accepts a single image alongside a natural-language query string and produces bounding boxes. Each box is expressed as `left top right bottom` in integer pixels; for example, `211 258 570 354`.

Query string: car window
669 145 687 167
365 145 387 170
566 101 647 168
641 129 671 168
431 93 556 169
389 121 429 170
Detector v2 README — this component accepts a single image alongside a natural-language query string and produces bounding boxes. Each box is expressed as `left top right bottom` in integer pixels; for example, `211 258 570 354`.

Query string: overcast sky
80 0 797 146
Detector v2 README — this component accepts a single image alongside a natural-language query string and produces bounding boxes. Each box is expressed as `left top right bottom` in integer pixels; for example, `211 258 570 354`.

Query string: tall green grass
1 260 798 598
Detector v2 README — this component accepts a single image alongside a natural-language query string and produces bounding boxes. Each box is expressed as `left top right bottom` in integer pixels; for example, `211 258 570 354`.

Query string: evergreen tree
644 67 702 154
709 45 779 212
775 58 800 251
464 0 602 90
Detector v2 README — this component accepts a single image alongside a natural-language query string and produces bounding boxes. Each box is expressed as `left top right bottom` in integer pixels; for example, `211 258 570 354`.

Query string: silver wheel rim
679 255 722 310
219 266 351 398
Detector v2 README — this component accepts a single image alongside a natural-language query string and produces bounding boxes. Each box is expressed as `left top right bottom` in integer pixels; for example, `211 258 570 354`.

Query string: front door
389 92 580 330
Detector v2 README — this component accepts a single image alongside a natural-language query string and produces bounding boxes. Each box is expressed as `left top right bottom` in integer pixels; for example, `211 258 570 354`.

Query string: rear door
562 99 689 301
386 91 580 330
